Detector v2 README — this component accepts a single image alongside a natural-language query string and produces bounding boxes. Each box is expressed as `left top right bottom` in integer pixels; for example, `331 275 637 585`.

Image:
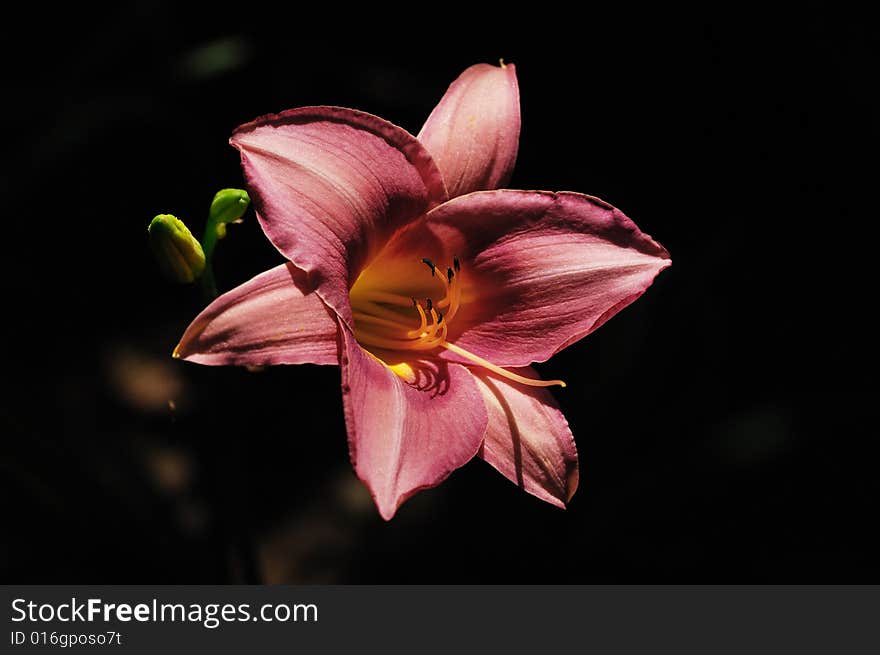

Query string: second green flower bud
210 188 250 238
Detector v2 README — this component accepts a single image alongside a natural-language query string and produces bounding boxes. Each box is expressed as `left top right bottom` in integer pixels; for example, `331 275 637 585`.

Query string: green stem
200 220 220 300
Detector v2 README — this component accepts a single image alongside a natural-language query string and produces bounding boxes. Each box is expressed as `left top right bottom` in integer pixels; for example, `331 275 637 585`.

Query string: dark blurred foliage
1 5 877 582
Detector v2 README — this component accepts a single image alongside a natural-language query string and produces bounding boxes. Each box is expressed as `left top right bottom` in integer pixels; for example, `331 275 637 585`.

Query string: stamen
441 265 462 323
351 254 565 390
427 307 441 334
449 278 462 322
435 272 451 309
357 303 444 351
407 301 428 337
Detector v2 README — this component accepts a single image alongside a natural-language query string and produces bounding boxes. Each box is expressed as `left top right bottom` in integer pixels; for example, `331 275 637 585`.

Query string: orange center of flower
349 257 565 388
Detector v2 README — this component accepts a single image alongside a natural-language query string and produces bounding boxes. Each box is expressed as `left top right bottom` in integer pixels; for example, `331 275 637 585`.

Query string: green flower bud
148 214 206 283
209 188 250 236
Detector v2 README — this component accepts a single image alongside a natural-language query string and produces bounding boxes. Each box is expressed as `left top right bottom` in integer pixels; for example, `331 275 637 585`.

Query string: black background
2 6 876 582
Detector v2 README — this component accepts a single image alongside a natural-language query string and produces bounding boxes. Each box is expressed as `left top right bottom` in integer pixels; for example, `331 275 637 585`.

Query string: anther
437 312 443 324
421 258 436 276
411 297 418 307
447 267 454 283
426 298 433 311
453 256 461 272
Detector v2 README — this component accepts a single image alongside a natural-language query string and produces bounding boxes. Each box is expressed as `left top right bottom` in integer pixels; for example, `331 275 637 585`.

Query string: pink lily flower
174 63 671 519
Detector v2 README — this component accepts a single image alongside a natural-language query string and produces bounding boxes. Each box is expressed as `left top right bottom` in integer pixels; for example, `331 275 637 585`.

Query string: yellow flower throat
350 257 565 388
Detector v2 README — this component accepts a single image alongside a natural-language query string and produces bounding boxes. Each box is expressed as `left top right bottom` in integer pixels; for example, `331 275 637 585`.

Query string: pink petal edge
174 263 339 366
339 326 488 520
418 63 521 198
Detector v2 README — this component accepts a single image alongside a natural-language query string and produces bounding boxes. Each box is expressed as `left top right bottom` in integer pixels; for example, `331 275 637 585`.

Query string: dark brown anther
437 312 444 324
411 297 418 307
421 258 436 276
447 267 454 283
426 298 433 311
453 255 461 272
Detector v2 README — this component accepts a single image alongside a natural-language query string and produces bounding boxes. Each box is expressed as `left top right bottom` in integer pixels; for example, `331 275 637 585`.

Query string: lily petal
366 190 670 367
418 63 520 197
472 368 578 508
175 263 339 366
231 106 448 325
339 327 488 520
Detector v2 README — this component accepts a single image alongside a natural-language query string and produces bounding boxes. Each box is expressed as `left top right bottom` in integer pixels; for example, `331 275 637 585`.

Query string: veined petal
175 263 339 366
365 190 670 367
231 107 448 325
339 327 487 520
418 63 520 197
472 367 578 508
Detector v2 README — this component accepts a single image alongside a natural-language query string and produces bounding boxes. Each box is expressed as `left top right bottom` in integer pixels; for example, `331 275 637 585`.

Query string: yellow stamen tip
172 346 181 359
